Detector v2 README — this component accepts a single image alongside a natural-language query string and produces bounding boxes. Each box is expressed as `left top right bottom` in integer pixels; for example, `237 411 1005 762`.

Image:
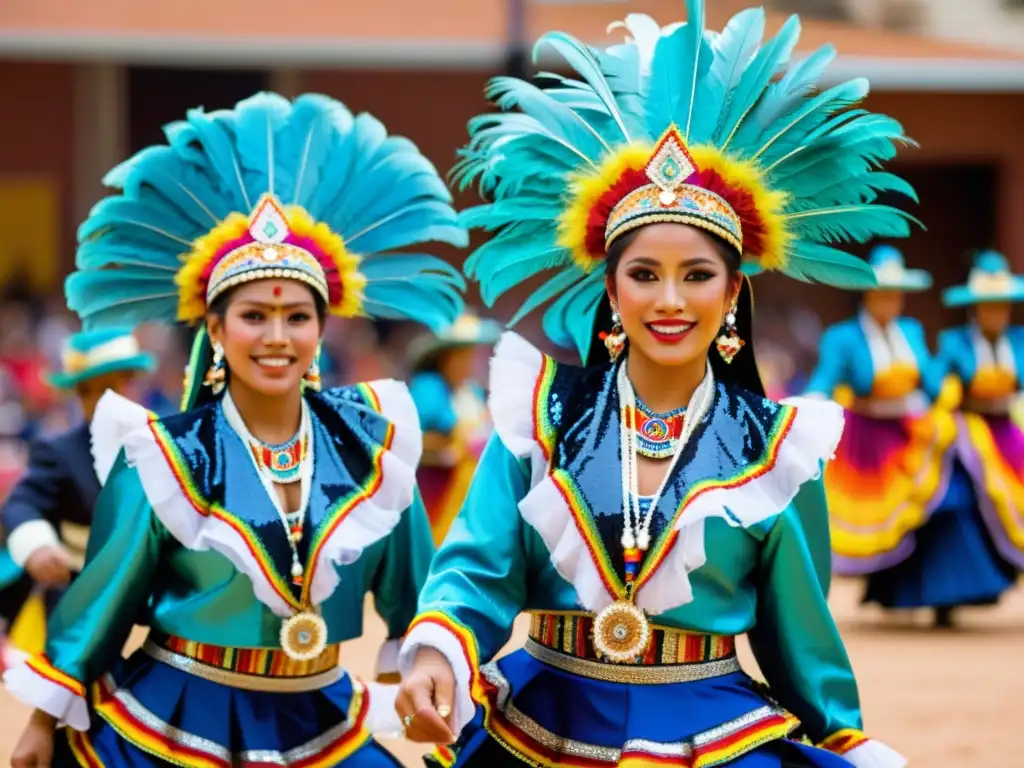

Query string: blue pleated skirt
430 649 857 768
51 646 401 767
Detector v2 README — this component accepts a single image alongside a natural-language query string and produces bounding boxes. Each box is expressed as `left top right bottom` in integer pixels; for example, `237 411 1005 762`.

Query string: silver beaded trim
524 639 741 684
481 664 794 764
95 672 367 766
142 640 343 692
206 265 331 306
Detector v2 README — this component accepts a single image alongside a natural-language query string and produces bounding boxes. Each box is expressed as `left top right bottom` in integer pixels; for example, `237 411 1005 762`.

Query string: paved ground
0 577 1020 766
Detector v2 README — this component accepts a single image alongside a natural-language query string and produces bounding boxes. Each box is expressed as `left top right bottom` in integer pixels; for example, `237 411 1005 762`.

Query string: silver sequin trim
97 673 366 766
524 639 741 684
142 640 343 692
98 673 231 763
480 664 791 764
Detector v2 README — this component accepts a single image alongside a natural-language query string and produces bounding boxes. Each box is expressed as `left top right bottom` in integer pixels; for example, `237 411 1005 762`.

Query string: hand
24 547 72 587
395 647 457 744
11 709 56 768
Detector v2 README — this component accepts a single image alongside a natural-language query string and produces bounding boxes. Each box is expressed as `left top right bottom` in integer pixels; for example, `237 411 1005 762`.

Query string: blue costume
863 251 1023 611
803 247 955 577
0 329 155 647
399 2 910 766
3 91 467 767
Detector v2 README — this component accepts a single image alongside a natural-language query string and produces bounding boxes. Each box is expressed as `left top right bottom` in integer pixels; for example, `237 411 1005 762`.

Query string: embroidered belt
526 612 740 684
143 633 343 693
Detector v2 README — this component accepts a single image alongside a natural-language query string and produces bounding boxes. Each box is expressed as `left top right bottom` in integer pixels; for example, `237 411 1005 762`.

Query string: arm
747 491 906 767
804 325 847 399
2 438 70 567
371 489 435 681
399 434 529 732
2 453 163 731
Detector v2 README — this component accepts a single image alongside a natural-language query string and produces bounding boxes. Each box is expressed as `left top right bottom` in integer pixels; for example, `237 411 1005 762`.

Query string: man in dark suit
0 328 156 634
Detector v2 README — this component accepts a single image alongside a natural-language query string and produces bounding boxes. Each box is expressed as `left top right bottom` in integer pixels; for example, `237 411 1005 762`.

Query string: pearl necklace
593 361 716 664
616 361 715 556
221 393 314 585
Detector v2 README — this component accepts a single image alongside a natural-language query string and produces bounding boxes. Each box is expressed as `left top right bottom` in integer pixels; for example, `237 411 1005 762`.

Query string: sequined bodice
593 496 671 579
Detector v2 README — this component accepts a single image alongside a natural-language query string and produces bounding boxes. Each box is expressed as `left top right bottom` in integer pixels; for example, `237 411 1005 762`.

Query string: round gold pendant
592 600 651 664
280 610 328 662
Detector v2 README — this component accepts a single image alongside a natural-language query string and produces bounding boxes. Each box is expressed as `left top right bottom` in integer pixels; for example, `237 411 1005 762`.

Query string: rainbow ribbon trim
25 654 85 698
91 673 371 768
532 354 558 463
548 404 797 601
149 383 391 612
818 729 870 755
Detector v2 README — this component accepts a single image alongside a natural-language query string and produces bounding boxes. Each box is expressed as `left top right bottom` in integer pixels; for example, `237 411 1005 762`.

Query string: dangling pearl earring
715 304 745 364
600 308 627 361
204 341 227 394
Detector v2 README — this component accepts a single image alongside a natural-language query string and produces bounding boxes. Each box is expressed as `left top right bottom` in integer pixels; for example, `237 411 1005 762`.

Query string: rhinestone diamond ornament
249 194 290 245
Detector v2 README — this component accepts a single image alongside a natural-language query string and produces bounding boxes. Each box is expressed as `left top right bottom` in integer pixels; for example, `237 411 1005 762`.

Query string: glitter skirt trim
60 644 374 767
429 648 857 768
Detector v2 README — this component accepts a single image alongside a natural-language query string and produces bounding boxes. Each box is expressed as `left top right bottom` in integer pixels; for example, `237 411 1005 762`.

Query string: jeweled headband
176 193 364 322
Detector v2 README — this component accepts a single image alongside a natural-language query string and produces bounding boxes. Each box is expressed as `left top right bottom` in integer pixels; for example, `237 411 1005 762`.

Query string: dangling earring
600 308 627 361
716 305 745 364
204 341 227 394
302 354 322 392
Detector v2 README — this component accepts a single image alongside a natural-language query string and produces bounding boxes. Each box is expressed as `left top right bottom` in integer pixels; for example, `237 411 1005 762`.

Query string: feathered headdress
454 0 920 361
67 92 467 335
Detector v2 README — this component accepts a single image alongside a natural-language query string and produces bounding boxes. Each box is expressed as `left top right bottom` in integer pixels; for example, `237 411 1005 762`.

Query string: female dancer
397 2 909 766
408 313 501 544
804 246 955 587
6 91 466 767
864 250 1021 624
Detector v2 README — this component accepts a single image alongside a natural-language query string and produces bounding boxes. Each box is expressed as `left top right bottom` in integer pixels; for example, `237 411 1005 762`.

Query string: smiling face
607 223 741 370
206 279 322 400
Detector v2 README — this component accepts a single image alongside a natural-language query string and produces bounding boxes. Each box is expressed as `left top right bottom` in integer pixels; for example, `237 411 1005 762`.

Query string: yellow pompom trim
688 145 791 271
556 143 651 273
283 205 366 319
174 207 365 323
554 141 791 275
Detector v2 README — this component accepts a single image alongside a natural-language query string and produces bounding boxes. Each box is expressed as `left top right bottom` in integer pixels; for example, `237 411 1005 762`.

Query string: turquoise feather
454 0 918 360
715 14 801 147
785 205 920 244
65 91 467 334
701 8 765 144
788 243 878 289
645 0 712 141
533 32 638 141
510 267 584 327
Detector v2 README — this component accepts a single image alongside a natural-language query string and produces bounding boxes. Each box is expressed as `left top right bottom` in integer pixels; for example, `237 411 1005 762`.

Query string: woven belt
143 633 343 693
529 612 736 664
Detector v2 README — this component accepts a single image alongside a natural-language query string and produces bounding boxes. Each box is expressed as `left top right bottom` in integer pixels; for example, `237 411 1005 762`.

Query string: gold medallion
592 599 651 663
280 610 328 662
